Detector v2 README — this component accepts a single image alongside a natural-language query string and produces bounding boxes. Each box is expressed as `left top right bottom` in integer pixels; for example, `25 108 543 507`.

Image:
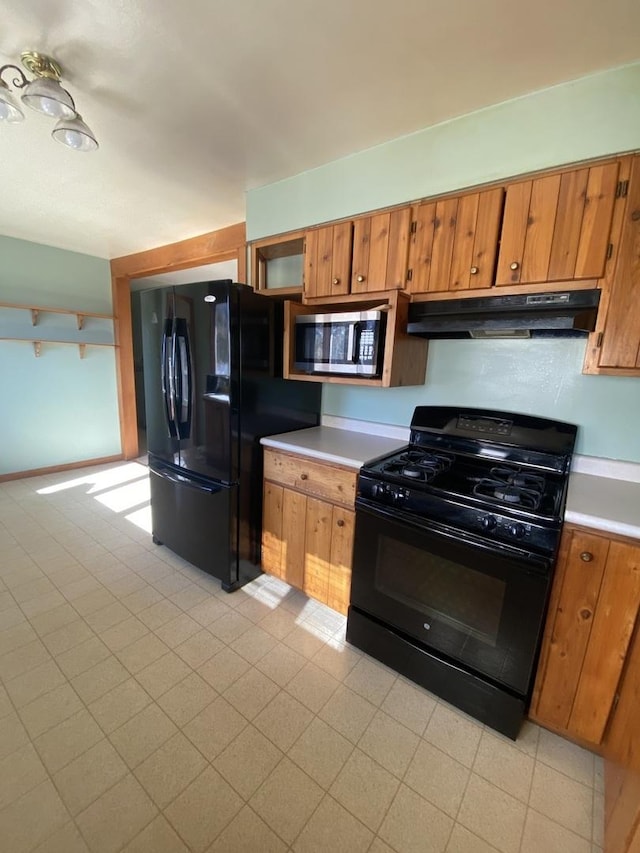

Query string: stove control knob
508 523 526 538
480 515 497 531
371 484 384 498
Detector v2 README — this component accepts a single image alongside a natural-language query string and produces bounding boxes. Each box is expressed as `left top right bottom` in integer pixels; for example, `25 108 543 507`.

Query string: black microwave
294 309 386 377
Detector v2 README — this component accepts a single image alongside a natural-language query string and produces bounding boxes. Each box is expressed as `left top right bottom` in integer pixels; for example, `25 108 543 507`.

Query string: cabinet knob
300 473 308 481
580 551 593 562
510 261 520 271
336 519 345 527
356 274 365 282
332 278 340 285
470 266 479 275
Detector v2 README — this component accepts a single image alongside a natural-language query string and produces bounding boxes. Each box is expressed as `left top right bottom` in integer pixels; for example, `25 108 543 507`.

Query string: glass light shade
52 114 98 151
0 81 25 122
21 77 75 118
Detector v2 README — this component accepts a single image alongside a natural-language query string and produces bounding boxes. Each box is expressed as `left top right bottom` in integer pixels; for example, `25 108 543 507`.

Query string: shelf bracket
77 314 85 331
33 341 41 357
31 309 39 326
79 343 87 359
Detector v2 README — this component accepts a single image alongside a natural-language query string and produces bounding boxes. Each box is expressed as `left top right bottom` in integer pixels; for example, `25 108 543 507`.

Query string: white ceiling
1 0 639 261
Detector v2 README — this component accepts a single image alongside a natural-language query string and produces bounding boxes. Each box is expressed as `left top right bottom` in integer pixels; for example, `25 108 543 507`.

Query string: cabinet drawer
264 449 357 508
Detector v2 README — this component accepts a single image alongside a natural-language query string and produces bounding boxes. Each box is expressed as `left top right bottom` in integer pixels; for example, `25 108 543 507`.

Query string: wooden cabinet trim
263 448 357 508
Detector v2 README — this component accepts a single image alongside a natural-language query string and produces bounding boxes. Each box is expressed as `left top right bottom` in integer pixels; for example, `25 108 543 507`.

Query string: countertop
260 426 406 469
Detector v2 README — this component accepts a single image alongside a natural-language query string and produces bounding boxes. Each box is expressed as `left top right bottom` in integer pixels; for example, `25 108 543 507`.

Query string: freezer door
148 458 239 589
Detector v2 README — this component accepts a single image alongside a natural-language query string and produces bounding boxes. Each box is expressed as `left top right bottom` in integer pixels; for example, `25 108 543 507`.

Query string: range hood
407 289 601 339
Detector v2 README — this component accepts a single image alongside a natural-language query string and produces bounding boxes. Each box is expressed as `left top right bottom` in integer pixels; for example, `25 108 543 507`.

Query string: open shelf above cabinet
0 301 114 329
251 230 305 295
283 289 428 387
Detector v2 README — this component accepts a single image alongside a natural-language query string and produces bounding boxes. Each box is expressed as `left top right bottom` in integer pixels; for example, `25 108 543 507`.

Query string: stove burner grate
473 466 546 511
381 450 453 483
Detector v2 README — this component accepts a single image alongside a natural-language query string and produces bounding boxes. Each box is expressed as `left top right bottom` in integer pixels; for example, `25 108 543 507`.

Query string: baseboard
0 454 125 483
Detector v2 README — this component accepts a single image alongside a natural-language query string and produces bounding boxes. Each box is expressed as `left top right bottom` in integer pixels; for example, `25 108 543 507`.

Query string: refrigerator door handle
161 322 178 438
156 469 220 495
174 321 193 439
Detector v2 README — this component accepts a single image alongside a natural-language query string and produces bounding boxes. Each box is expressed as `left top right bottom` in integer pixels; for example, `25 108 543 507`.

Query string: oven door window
351 506 552 696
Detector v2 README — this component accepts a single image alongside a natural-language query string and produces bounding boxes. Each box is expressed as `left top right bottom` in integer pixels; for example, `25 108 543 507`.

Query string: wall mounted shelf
0 301 113 329
0 338 117 358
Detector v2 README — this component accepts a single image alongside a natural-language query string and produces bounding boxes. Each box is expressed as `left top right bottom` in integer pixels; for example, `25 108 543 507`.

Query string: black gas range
347 406 577 739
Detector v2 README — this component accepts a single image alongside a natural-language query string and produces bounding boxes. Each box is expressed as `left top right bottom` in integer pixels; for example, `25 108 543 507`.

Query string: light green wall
0 235 121 475
246 62 640 463
247 62 640 239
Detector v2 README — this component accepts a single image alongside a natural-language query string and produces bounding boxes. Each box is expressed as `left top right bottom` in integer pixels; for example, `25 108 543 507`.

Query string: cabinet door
496 163 619 286
304 222 352 299
598 156 640 370
407 188 503 293
262 482 284 578
281 488 307 588
327 506 355 615
351 208 412 293
303 497 332 604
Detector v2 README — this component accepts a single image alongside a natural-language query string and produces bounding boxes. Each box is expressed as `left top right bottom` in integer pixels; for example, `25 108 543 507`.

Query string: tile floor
0 461 604 853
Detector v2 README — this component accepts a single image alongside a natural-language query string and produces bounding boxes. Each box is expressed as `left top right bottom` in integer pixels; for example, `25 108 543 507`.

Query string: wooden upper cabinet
407 188 504 294
351 207 412 294
531 525 640 747
496 162 620 286
304 222 353 299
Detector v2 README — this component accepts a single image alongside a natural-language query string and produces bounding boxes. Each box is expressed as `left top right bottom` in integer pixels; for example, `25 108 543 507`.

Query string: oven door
350 500 553 697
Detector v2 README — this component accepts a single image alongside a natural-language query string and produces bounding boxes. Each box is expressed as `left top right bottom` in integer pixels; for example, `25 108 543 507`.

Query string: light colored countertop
261 423 640 541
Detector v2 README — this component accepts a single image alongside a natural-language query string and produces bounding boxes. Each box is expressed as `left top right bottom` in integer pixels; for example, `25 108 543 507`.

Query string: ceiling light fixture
0 50 98 151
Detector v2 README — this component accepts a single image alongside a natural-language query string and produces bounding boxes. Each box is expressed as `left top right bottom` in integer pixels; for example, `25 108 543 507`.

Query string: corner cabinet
530 524 640 750
261 448 357 615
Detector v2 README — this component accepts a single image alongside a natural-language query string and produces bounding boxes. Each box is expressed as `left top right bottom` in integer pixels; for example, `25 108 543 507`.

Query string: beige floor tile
42 619 95 656
404 739 470 818
0 621 38 656
174 628 223 668
187 596 231 627
168 582 211 612
152 572 193 597
0 605 26 631
55 635 111 679
282 623 328 659
288 716 354 789
116 632 170 674
458 773 527 853
330 748 400 832
0 638 51 681
34 708 104 774
380 678 438 736
214 724 283 799
369 838 395 853
594 756 604 792
529 761 593 840
198 646 252 692
122 814 188 852
473 729 535 803
257 606 299 640
72 588 118 617
253 690 314 752
537 727 596 788
446 824 501 852
224 666 281 720
5 658 66 708
110 702 178 768
294 793 373 853
424 702 483 768
100 616 149 652
250 756 324 845
155 612 202 648
378 783 453 853
134 731 207 808
0 779 69 853
233 623 279 664
135 650 192 699
29 603 79 637
75 773 157 853
88 677 152 734
84 601 132 634
312 639 361 681
53 738 128 815
32 820 90 853
71 655 130 704
0 742 48 809
58 576 103 602
208 609 253 643
343 657 397 706
358 709 420 779
122 584 164 614
255 641 307 686
157 671 217 726
19 682 84 738
0 684 11 718
207 804 287 853
593 788 604 846
318 684 377 744
165 765 243 852
11 576 57 604
521 808 591 853
21 590 67 618
285 661 339 713
183 695 248 761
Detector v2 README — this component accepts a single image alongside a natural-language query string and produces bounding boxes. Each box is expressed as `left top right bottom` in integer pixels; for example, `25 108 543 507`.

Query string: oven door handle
355 497 553 576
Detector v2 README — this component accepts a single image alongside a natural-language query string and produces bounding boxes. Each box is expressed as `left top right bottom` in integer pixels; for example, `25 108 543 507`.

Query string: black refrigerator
140 280 321 591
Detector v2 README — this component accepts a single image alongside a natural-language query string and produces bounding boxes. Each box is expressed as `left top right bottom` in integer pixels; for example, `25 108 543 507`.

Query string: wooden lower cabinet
261 449 356 615
530 524 640 750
